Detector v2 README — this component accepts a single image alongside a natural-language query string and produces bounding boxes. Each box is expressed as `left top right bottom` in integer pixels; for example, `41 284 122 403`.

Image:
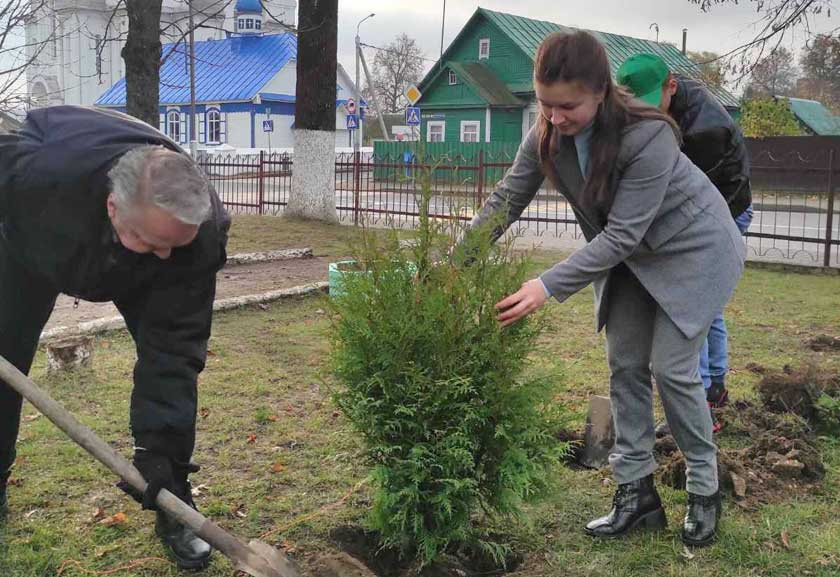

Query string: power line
359 41 438 64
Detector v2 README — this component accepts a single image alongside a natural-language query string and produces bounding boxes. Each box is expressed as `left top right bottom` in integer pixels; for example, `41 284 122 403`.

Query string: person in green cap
617 52 753 435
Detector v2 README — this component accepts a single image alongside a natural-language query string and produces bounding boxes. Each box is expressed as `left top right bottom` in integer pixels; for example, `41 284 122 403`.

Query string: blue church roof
236 0 262 13
96 33 296 106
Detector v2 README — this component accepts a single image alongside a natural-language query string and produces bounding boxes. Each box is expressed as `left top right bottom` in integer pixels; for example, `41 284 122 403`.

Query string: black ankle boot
155 510 212 569
585 474 667 538
682 491 721 547
155 481 212 570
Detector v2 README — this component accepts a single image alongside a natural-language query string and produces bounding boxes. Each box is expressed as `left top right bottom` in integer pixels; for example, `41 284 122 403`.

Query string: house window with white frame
448 70 457 85
479 38 490 60
460 121 480 143
206 108 221 144
427 121 445 143
246 19 254 29
255 19 262 30
238 18 245 30
167 110 181 141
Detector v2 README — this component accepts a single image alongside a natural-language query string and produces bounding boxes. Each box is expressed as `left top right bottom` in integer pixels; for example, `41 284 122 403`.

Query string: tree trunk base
46 336 93 373
288 129 338 222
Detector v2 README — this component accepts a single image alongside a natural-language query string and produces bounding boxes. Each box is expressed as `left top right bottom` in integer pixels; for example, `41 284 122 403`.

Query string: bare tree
688 0 835 82
745 47 799 97
287 0 339 222
797 33 840 110
0 0 55 113
369 34 424 113
687 51 727 89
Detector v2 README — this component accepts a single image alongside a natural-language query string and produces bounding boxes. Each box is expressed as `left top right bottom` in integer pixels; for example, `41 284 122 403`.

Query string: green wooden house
414 7 740 148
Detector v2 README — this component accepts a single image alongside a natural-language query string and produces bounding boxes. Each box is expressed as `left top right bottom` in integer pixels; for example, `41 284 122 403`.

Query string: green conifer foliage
330 165 568 566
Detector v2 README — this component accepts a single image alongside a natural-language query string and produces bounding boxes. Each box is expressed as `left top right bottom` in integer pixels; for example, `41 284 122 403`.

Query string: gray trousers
605 265 718 496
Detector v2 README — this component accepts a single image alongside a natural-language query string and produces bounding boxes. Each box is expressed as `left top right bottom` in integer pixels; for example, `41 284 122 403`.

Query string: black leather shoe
585 474 667 538
682 491 721 547
155 511 212 570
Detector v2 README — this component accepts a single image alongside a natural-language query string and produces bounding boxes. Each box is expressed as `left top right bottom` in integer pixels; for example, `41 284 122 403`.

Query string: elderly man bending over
0 106 230 570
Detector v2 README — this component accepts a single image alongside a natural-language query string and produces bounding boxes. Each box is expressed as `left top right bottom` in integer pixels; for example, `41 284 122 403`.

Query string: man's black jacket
0 106 230 458
670 76 752 218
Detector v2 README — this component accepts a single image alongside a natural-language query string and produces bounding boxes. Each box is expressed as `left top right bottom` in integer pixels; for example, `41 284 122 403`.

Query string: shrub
329 165 567 566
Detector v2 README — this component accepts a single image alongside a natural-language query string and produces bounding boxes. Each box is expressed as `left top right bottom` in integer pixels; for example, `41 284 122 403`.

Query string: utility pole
358 45 389 142
354 13 374 153
439 0 446 69
188 0 197 157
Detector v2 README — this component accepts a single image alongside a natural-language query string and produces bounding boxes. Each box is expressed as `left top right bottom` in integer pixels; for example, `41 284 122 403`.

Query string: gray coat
471 119 745 340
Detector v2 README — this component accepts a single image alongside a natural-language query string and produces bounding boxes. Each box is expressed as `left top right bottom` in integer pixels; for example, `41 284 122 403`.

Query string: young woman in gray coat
471 31 745 547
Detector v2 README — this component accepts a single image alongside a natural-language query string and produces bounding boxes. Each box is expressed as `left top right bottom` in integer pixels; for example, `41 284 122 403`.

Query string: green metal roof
450 61 524 106
424 7 739 110
782 97 840 135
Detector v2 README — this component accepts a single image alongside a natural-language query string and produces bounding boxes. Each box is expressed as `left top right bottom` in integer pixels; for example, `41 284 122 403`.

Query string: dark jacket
669 76 752 218
0 106 230 459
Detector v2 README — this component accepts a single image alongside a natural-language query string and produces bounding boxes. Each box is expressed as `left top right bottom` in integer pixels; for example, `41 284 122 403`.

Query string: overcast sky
336 0 837 84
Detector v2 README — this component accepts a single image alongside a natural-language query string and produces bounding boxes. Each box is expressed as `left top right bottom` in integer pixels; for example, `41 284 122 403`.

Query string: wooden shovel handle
0 355 297 577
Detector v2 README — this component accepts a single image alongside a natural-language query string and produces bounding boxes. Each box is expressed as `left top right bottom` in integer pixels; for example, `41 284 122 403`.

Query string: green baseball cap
616 53 669 107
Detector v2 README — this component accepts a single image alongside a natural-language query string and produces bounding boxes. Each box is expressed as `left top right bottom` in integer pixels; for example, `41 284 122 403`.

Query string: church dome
235 0 262 13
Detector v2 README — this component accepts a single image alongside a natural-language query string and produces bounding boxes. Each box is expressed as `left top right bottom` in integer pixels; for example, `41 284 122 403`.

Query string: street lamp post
354 13 374 154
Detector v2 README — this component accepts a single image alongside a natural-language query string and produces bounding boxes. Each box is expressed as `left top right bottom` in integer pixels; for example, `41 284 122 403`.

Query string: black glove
117 450 175 511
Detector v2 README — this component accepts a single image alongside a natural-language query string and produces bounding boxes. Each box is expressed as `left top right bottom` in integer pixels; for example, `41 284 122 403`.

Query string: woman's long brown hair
534 31 680 220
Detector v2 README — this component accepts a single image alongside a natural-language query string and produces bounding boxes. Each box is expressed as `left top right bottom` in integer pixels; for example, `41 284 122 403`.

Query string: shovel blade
581 395 615 469
233 540 302 577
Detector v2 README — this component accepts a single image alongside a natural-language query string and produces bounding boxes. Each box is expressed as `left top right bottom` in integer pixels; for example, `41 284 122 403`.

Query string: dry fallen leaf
247 433 257 444
191 483 210 497
680 545 696 560
199 407 210 419
271 462 285 473
23 413 41 422
24 509 38 519
781 530 791 549
91 507 107 522
100 512 128 526
267 415 279 422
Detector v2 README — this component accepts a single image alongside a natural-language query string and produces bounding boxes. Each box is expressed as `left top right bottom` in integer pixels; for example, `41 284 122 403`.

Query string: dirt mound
757 365 840 423
807 334 840 352
657 400 826 506
322 525 522 577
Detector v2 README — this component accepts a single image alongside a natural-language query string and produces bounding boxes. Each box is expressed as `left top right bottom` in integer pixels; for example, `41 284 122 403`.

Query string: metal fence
198 136 840 268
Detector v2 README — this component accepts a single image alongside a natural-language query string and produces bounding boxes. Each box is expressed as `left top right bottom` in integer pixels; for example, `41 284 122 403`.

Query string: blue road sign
346 113 359 130
405 106 421 126
262 119 274 133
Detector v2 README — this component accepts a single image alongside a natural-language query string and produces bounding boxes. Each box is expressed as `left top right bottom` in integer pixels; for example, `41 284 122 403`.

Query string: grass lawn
1 216 839 576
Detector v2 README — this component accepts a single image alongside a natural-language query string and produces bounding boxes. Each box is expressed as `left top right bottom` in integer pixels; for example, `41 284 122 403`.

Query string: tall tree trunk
288 0 338 222
123 0 162 126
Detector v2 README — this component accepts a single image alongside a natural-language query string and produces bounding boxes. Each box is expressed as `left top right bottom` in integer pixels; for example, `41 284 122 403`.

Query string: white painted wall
225 111 252 149
253 112 295 149
260 61 296 95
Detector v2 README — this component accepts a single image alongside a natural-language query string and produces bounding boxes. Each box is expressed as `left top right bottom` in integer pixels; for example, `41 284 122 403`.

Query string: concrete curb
225 247 313 266
41 282 329 343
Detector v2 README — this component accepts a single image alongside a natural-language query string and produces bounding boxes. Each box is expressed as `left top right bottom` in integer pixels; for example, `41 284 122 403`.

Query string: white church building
26 0 363 150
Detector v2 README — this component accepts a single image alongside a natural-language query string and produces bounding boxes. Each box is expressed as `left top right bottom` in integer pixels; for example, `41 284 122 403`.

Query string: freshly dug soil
320 525 522 577
757 365 840 422
657 399 826 506
807 334 840 352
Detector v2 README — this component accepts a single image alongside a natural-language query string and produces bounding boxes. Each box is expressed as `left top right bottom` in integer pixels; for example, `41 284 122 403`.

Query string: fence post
825 147 836 268
353 151 361 226
258 150 265 215
476 149 485 205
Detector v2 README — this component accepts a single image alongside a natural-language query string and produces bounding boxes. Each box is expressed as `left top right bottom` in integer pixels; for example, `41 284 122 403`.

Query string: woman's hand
495 278 549 327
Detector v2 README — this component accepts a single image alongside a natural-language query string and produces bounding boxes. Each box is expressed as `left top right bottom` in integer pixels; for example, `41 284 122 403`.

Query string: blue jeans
699 205 753 389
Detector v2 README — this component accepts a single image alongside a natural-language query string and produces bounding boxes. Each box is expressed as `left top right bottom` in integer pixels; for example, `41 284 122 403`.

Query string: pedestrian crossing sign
405 106 421 126
346 113 359 130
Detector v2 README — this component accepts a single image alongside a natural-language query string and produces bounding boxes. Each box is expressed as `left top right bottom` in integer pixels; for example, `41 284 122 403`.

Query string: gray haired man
0 106 230 569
